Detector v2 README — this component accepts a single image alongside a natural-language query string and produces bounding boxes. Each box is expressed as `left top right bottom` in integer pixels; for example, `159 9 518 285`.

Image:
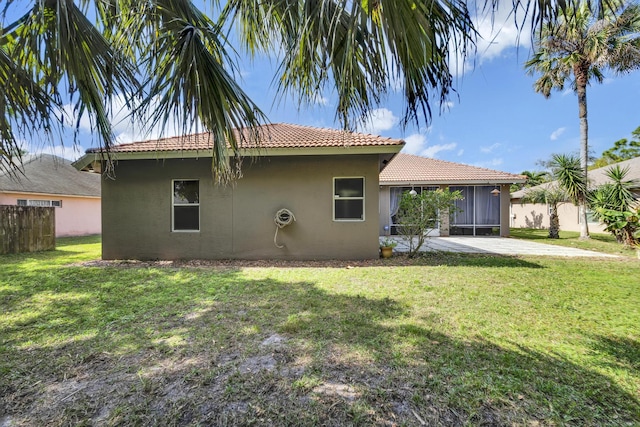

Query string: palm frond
227 0 474 131
138 0 267 183
0 18 58 176
11 0 139 157
551 153 586 204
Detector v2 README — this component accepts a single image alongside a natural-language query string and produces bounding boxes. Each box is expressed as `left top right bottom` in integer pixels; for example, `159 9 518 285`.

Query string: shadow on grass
591 335 640 372
1 264 638 426
405 252 545 268
57 234 102 246
0 238 101 265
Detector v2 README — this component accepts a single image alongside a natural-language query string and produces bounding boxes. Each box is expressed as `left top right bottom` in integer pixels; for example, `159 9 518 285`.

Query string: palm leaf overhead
133 0 267 182
0 39 56 174
225 0 474 130
11 0 139 154
0 0 635 179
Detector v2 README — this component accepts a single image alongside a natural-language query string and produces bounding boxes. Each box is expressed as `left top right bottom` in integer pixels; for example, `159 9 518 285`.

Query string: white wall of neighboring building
510 201 606 234
0 192 101 237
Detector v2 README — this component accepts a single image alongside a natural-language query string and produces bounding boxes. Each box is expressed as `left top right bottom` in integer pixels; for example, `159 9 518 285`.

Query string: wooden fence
0 205 55 254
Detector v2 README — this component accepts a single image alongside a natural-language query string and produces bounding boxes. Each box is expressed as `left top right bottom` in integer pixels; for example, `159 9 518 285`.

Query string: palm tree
589 165 639 245
0 1 632 179
521 184 569 238
522 170 551 187
525 2 640 239
551 153 589 221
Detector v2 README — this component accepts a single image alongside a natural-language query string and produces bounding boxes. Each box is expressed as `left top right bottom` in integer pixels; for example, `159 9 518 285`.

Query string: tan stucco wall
499 184 510 237
0 192 101 237
510 201 606 233
102 155 381 260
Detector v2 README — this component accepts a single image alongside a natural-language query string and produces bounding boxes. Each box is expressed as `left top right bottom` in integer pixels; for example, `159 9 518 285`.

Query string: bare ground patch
1 329 475 426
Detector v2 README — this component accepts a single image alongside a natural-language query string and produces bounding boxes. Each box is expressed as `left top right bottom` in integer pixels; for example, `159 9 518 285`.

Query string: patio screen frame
449 185 500 236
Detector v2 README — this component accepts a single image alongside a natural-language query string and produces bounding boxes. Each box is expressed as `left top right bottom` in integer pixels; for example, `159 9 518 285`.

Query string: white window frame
172 179 200 232
17 199 62 207
333 177 365 222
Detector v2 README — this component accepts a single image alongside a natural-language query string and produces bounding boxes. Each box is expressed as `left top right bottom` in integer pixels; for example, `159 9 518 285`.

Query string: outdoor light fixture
409 188 418 196
491 186 500 196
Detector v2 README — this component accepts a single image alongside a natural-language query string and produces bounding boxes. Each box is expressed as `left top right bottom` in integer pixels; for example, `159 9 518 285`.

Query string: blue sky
23 4 640 175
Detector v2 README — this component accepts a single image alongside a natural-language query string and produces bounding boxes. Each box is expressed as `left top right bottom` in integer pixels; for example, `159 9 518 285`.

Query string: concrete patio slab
381 236 618 258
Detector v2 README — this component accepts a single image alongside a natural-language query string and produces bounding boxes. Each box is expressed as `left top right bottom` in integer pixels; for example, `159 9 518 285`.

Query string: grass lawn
1 236 639 426
510 228 638 258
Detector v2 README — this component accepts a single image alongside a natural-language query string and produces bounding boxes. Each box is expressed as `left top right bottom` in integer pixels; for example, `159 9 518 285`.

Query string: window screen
173 180 199 231
334 177 364 221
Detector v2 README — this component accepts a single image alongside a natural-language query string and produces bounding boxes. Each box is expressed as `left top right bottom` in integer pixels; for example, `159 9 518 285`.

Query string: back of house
74 124 403 260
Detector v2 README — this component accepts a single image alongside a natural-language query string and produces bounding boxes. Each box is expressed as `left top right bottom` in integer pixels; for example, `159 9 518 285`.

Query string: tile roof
511 155 640 199
87 123 404 153
380 153 526 184
0 154 101 197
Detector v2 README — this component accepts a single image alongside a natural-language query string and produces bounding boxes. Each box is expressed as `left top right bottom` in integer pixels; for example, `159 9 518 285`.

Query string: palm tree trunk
548 204 560 239
575 65 590 239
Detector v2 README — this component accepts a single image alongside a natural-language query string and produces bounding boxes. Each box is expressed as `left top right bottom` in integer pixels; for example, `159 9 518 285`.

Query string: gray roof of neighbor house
0 154 101 197
379 153 526 185
511 156 640 199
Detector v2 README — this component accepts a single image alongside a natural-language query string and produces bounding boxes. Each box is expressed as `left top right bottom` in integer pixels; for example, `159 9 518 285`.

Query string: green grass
1 236 639 426
510 227 638 257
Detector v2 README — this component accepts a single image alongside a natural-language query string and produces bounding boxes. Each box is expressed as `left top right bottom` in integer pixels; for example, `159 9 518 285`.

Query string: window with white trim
172 180 199 231
333 177 365 221
17 199 62 207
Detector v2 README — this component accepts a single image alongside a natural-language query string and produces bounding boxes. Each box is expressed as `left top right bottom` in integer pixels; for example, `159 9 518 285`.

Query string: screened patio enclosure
378 153 524 238
386 185 501 236
449 186 500 236
388 186 439 235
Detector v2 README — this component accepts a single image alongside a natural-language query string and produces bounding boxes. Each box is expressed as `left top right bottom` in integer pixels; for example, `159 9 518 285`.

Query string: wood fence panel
0 206 56 254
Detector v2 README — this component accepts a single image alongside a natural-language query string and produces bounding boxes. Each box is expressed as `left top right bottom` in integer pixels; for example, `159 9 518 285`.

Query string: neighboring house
0 154 101 237
379 153 526 237
511 156 640 233
74 123 403 260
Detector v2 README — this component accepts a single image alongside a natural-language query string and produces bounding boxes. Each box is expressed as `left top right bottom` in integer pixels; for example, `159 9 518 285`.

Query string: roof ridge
592 155 640 171
396 152 524 178
85 123 405 154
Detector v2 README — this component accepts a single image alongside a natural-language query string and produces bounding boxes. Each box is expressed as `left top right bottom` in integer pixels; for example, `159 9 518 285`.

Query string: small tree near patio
521 185 569 238
396 189 463 257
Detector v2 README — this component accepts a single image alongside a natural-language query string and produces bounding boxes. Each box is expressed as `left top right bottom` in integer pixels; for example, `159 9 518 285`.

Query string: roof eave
74 144 404 170
0 189 100 198
380 179 526 186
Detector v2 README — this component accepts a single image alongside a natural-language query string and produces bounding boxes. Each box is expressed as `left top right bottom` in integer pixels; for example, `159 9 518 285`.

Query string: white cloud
23 141 84 161
480 142 501 153
451 3 531 76
401 133 457 158
550 127 566 141
474 5 531 63
422 143 458 158
403 133 428 155
61 104 92 132
474 157 504 168
62 95 204 145
457 149 465 156
310 93 329 106
561 89 573 97
357 108 399 134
